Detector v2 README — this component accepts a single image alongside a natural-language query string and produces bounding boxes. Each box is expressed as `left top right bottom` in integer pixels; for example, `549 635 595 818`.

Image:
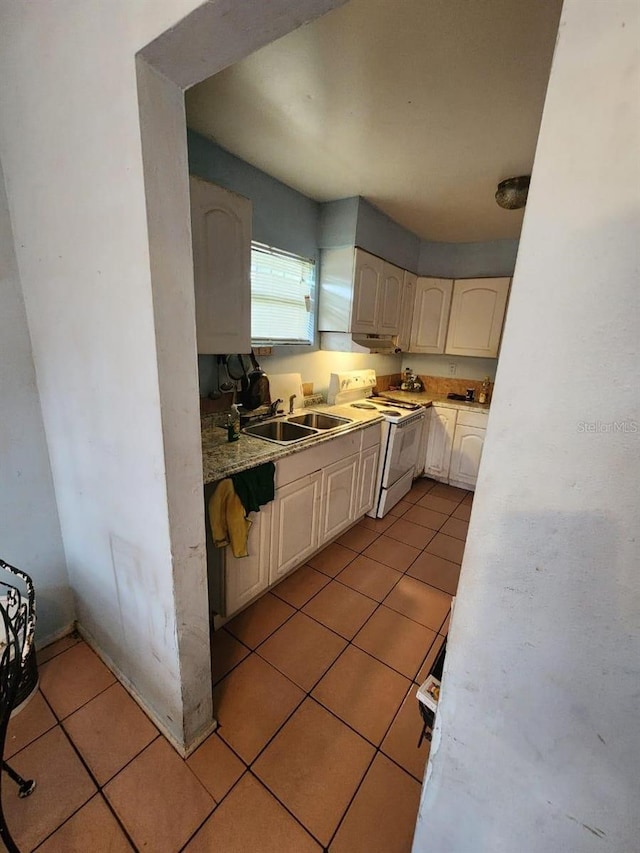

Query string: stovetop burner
350 402 377 410
378 409 402 416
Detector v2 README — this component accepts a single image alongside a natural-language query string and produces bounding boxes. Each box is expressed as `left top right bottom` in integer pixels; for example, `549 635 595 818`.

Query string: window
251 242 315 345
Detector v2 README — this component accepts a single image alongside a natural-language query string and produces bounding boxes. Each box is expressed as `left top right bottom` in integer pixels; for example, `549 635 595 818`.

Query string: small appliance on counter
401 367 423 392
328 369 426 517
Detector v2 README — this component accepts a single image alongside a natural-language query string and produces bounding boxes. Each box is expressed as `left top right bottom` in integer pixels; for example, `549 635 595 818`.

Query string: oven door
381 412 424 488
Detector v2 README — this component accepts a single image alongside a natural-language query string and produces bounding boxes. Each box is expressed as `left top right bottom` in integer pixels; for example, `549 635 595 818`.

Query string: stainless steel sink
243 420 317 443
287 412 352 430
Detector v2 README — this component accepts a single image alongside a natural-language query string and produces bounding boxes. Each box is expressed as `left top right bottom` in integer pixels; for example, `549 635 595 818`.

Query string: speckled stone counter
201 405 383 485
379 390 491 415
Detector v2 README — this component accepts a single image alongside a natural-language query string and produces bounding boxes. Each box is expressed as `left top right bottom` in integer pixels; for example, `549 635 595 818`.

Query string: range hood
352 335 401 353
320 332 401 354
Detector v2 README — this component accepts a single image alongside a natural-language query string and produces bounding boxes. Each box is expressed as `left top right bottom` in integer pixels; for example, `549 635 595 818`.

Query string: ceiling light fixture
495 176 531 210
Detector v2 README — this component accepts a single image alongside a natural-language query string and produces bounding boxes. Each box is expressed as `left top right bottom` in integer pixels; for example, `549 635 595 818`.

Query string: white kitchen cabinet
396 270 417 352
378 262 403 335
355 442 380 517
189 175 252 355
448 410 488 489
424 406 457 481
409 278 453 353
319 453 359 544
225 503 271 617
319 248 405 338
445 277 510 358
414 409 431 478
351 250 384 334
218 424 382 621
269 471 322 581
449 425 486 489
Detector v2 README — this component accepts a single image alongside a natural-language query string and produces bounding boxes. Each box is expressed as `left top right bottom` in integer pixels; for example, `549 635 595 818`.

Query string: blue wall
318 198 359 248
188 135 519 392
355 199 421 271
188 130 320 262
418 238 519 278
318 193 519 277
188 132 520 279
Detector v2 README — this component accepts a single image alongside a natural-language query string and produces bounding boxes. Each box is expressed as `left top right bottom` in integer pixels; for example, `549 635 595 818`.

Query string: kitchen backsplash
402 354 497 382
200 371 494 416
412 374 494 398
198 350 400 402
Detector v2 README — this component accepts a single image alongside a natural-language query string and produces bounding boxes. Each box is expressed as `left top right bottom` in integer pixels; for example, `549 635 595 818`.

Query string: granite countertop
201 404 383 485
379 390 491 414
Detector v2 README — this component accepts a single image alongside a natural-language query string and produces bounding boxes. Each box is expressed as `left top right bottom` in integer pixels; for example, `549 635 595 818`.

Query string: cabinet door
355 443 380 518
396 271 417 351
378 262 404 335
270 472 321 581
414 411 431 479
449 425 486 489
351 249 383 334
445 278 510 358
424 407 457 481
225 503 271 617
409 278 453 353
320 453 359 544
189 176 252 354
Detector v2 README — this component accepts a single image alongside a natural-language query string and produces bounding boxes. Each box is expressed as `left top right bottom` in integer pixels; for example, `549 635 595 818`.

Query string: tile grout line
208 479 467 846
23 479 465 852
33 689 143 853
9 676 119 763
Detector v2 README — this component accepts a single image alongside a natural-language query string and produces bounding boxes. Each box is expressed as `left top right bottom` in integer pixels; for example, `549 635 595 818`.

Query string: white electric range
328 369 426 517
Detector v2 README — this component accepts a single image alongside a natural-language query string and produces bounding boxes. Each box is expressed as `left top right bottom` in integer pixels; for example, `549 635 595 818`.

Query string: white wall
0 0 212 748
0 0 347 750
414 2 640 851
0 161 72 644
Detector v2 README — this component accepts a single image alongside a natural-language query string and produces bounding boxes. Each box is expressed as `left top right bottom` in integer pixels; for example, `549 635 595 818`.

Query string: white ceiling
185 0 563 243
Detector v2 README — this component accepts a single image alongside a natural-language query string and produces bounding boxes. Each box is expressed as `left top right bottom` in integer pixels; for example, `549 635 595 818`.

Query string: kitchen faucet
288 394 297 414
268 398 283 417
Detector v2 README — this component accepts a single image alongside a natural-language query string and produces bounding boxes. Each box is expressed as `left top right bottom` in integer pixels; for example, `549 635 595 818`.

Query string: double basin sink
243 411 353 444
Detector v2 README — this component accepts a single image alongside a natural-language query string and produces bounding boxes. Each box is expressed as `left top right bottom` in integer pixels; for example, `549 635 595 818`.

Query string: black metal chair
0 559 37 853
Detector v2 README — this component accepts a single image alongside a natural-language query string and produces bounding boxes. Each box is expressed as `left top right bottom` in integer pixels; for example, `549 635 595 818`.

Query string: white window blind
251 242 315 345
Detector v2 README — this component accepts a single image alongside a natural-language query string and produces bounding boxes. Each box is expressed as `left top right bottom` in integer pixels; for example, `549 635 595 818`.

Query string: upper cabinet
409 277 454 353
378 262 403 335
445 277 510 358
396 270 417 352
351 250 402 335
189 176 252 354
318 241 511 356
351 250 383 333
319 248 403 336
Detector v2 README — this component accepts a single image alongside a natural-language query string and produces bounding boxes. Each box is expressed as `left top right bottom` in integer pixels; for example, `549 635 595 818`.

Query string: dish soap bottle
478 376 491 405
227 404 241 442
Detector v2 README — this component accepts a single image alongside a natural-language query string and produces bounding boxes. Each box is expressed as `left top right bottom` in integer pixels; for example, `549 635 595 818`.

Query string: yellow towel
208 479 252 558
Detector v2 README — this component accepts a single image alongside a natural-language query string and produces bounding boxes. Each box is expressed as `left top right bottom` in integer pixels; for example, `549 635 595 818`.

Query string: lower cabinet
270 471 322 581
320 453 359 543
355 443 380 518
449 425 486 489
222 423 382 619
423 406 488 490
225 503 272 617
424 406 457 481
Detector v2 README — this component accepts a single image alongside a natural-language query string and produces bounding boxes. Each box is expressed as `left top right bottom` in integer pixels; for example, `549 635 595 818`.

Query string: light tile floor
2 478 470 852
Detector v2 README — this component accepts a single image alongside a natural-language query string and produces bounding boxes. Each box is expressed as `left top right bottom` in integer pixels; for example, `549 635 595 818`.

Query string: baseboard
76 624 218 758
35 621 77 651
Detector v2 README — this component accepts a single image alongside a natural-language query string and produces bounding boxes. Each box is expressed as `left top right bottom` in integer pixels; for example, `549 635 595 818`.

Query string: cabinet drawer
360 423 383 450
456 410 489 429
275 430 363 488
